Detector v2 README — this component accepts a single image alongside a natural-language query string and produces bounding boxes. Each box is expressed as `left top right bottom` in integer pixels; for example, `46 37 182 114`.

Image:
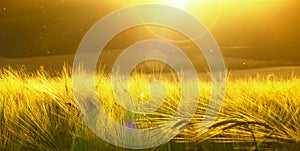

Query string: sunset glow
165 0 188 9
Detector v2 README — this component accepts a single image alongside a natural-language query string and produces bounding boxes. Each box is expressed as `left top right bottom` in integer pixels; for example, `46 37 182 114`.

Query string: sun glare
171 0 188 8
158 0 189 9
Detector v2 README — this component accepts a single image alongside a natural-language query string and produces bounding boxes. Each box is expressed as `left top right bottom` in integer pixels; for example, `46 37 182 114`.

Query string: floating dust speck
140 93 145 99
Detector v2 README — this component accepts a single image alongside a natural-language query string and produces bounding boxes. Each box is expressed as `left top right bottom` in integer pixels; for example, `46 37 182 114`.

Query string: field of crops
0 65 299 150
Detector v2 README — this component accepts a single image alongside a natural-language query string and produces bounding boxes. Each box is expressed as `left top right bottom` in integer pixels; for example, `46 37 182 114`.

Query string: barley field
0 65 299 150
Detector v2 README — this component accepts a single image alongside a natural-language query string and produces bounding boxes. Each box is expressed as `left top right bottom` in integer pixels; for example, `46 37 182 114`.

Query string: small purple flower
126 121 135 129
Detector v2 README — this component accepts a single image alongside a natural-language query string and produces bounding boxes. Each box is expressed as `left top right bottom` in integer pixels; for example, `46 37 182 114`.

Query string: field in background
0 65 299 150
1 52 299 73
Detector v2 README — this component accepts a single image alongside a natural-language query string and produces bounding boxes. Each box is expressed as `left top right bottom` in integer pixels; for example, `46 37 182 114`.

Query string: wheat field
0 65 299 150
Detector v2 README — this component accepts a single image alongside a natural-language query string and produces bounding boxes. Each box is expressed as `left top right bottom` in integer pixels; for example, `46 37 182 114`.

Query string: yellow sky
99 0 299 60
112 0 293 27
1 0 299 60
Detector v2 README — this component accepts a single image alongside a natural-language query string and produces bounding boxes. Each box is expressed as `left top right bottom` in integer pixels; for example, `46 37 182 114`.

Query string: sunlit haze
0 0 299 61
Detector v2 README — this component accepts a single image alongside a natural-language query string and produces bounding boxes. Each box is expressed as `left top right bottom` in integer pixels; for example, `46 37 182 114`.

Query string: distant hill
1 51 299 73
